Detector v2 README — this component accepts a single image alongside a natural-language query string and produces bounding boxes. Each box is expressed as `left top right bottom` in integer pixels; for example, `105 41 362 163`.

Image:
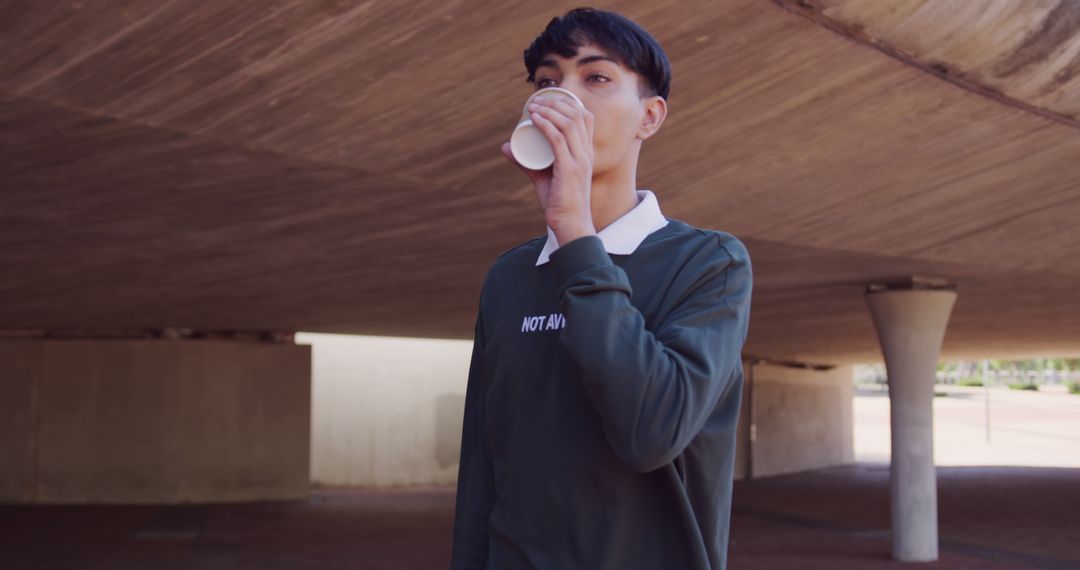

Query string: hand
501 94 597 242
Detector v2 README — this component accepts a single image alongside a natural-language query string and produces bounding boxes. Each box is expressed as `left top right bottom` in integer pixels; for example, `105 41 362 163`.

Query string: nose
558 82 584 102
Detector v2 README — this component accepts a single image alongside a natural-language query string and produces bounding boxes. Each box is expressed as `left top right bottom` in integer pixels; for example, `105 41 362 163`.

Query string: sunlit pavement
855 383 1080 468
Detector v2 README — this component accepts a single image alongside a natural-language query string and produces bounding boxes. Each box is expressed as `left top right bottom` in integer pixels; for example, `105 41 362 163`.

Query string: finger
583 108 595 153
536 97 588 161
529 109 573 167
531 100 584 161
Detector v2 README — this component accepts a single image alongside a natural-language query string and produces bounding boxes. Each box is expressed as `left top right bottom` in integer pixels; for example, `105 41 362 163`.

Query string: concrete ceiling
2 0 1079 365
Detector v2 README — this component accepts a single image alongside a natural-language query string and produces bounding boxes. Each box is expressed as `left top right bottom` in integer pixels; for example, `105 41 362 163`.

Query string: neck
589 157 641 232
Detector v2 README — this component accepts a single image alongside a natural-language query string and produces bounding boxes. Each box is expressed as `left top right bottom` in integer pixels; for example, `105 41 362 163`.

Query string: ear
637 95 667 141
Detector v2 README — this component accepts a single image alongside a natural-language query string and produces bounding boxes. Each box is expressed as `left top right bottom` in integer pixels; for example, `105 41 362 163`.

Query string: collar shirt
535 189 669 266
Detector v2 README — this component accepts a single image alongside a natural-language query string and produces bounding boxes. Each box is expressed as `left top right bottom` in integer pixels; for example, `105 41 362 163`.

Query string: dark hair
523 7 671 100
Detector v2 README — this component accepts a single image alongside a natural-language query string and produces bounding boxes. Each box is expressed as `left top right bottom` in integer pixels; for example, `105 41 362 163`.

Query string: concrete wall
739 361 855 479
0 334 854 502
299 332 471 487
302 334 855 486
0 339 311 504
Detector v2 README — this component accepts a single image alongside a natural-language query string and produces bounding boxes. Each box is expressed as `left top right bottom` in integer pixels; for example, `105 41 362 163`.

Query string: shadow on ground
1 463 1077 569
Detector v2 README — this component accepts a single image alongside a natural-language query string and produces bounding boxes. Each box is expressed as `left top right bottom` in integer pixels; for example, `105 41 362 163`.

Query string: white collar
535 189 669 266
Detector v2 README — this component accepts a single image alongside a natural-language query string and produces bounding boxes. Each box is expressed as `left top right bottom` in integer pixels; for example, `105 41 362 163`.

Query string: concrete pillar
864 279 957 562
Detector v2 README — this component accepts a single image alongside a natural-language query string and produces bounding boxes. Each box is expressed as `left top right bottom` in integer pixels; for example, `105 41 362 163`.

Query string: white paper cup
510 87 585 170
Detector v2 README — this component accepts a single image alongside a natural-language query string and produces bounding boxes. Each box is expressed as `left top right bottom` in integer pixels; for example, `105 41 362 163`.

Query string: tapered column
864 279 957 562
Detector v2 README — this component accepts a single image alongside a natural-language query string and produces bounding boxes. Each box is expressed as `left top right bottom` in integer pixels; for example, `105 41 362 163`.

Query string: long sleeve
548 233 752 474
448 311 495 569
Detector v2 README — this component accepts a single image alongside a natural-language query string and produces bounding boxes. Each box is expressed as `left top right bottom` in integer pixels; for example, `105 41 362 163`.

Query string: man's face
530 43 652 175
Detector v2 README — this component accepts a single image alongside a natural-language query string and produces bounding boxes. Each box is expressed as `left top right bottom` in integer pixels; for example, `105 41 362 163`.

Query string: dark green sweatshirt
450 217 753 570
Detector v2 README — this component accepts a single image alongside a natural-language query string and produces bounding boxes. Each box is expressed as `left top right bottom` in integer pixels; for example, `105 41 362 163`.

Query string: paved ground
855 384 1080 467
2 386 1076 569
2 462 1078 569
730 463 1080 569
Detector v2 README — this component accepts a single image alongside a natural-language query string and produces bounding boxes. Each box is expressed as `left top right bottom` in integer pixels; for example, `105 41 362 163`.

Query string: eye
535 73 608 89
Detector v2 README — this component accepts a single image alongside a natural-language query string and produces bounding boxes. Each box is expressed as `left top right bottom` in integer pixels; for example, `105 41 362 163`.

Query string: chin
590 156 612 176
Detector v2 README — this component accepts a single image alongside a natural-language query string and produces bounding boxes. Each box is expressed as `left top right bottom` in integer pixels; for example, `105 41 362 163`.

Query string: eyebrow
537 54 619 70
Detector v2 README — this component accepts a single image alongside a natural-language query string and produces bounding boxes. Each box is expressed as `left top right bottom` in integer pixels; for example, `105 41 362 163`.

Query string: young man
450 7 753 570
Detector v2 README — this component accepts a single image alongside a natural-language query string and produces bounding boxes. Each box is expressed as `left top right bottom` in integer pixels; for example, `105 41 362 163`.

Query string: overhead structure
2 0 1078 363
2 0 1079 506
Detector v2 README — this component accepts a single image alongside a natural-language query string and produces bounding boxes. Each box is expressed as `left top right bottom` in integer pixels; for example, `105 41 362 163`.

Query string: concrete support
0 337 311 504
864 280 957 562
300 332 471 487
735 359 855 480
